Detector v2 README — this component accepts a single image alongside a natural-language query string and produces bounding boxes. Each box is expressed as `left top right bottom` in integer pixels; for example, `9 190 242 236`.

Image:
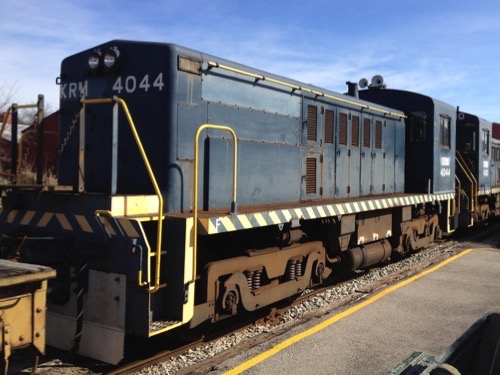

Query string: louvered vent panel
325 110 334 144
375 120 382 149
363 119 371 148
352 116 360 147
339 113 347 145
307 105 317 142
306 158 316 194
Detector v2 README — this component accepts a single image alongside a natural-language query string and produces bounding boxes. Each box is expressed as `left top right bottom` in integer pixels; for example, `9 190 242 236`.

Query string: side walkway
215 249 500 375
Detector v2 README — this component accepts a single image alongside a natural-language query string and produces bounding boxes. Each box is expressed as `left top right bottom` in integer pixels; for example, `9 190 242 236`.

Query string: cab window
408 111 426 143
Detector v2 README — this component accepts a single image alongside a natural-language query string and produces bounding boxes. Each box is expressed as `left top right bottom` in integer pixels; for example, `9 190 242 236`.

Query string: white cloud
1 0 500 120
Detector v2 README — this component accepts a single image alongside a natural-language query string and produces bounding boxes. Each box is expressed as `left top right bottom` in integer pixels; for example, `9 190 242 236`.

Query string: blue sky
1 0 500 121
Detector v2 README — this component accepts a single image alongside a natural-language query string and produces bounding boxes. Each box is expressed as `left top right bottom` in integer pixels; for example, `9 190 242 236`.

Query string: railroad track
11 219 499 374
120 221 499 375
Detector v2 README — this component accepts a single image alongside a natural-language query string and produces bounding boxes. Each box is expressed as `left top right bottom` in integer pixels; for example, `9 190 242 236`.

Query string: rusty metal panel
325 109 334 144
339 113 348 145
357 213 392 244
33 280 48 354
86 270 126 329
0 294 32 351
340 214 356 235
307 105 318 142
0 260 54 362
306 158 317 194
46 270 126 365
402 206 412 222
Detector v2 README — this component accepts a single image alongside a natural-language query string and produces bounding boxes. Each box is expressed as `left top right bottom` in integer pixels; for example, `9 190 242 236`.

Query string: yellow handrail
457 151 477 207
207 61 406 119
0 103 40 138
82 97 164 293
454 175 461 215
0 106 12 138
456 152 477 226
191 124 238 286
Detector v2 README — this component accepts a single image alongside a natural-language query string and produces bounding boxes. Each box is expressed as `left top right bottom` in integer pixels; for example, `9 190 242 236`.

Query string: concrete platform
214 248 500 375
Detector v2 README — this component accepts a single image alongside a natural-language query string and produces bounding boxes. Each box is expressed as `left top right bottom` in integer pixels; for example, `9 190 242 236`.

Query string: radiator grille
339 113 348 145
375 120 382 149
352 115 359 147
325 109 334 144
363 118 371 148
307 105 317 142
306 158 316 194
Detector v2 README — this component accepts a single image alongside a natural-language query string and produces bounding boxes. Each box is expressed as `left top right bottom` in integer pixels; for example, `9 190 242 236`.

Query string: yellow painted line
101 217 117 236
337 205 345 215
37 212 53 228
221 217 236 232
75 215 93 233
305 207 315 219
20 210 36 226
238 214 252 229
207 220 216 234
6 210 18 224
294 208 303 219
118 218 140 238
282 210 293 222
254 213 267 227
56 213 73 231
224 249 474 375
269 211 281 224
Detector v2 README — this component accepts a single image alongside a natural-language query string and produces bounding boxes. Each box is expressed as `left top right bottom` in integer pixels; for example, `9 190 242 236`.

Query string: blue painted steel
359 89 456 195
456 111 493 192
335 108 350 197
360 114 372 196
59 41 406 214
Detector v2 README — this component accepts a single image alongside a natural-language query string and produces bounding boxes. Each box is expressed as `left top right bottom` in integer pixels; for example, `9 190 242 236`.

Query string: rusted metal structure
0 260 55 373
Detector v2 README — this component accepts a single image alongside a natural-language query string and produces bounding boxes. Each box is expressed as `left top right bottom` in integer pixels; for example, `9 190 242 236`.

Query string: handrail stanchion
82 97 164 293
191 124 238 287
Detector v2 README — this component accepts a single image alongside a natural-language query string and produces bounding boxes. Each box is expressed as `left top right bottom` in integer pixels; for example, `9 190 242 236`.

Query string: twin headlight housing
88 46 121 72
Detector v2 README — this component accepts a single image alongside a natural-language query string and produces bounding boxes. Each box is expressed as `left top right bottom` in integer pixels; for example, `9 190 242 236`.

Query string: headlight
104 46 121 68
88 50 101 71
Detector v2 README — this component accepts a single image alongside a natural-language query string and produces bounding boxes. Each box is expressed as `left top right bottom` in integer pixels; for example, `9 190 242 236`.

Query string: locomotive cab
456 113 498 224
359 88 457 234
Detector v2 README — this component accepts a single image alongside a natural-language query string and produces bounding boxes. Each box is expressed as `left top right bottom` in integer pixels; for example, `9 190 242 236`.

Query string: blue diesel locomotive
0 41 498 364
359 85 500 229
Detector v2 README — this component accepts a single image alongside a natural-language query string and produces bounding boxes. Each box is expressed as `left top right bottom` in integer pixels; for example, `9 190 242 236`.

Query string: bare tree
0 81 53 124
0 80 20 114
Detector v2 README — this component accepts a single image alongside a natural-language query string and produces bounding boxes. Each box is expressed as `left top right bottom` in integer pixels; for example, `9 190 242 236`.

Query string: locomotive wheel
403 234 412 253
222 289 239 315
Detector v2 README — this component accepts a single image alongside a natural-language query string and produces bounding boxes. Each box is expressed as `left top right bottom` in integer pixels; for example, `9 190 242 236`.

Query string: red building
0 111 59 181
493 122 500 139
